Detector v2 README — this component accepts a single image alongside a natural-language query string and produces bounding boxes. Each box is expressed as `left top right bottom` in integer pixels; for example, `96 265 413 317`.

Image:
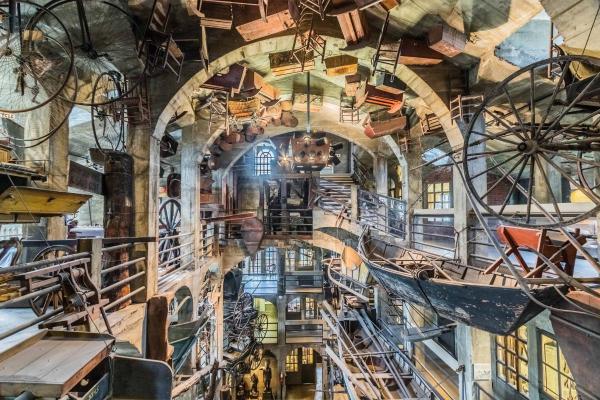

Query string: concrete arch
153 35 463 150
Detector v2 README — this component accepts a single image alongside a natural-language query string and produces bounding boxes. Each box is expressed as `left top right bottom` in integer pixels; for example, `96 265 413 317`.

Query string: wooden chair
140 0 184 81
485 225 586 278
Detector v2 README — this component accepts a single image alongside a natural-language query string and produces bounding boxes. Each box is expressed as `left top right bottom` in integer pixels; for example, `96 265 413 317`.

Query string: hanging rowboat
358 235 566 335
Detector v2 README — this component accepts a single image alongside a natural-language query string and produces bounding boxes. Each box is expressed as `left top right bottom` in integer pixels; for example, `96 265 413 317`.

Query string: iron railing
410 214 456 258
264 208 313 236
359 190 407 239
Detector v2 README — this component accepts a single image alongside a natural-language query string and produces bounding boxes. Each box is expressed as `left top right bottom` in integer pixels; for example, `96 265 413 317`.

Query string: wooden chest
374 72 406 95
329 5 368 46
325 55 359 76
428 24 466 57
269 51 316 76
236 9 295 41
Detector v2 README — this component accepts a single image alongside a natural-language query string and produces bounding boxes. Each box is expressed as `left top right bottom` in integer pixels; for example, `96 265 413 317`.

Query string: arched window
255 147 274 176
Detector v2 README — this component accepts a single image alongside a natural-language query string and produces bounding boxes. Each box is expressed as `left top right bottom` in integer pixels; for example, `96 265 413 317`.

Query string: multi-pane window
286 250 296 270
305 297 317 319
287 297 301 313
255 148 274 176
426 182 451 209
540 332 577 400
298 248 314 269
244 251 262 274
496 325 529 397
286 350 298 372
265 247 277 275
302 348 314 364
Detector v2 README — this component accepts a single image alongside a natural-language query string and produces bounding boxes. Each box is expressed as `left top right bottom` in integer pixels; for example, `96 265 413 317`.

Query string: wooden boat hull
367 262 562 335
550 292 600 400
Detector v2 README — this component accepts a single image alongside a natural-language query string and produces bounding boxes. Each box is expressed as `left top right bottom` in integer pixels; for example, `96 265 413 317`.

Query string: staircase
317 174 353 216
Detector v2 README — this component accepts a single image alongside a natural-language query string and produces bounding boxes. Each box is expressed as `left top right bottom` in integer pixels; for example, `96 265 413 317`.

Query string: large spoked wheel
31 0 146 106
249 342 264 370
0 0 74 113
253 313 268 343
28 244 74 316
462 55 600 228
158 199 181 268
91 71 126 153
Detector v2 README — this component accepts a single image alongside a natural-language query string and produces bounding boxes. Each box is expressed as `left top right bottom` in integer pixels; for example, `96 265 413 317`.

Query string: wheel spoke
539 152 600 206
483 108 528 141
533 155 564 222
498 155 529 215
535 60 572 136
529 69 536 138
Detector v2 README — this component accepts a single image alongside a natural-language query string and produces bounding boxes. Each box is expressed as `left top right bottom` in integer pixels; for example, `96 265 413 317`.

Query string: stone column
374 154 388 196
456 325 492 400
181 124 202 266
127 124 160 300
405 144 423 246
24 102 71 240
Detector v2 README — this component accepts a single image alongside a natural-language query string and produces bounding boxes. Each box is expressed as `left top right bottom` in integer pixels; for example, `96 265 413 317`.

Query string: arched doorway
284 347 322 399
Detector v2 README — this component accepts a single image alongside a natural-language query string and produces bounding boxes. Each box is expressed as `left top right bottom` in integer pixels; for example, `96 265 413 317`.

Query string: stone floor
286 384 317 400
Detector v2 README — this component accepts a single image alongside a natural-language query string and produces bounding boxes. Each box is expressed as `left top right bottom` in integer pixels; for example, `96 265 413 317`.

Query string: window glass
255 148 274 176
540 332 577 400
496 326 529 397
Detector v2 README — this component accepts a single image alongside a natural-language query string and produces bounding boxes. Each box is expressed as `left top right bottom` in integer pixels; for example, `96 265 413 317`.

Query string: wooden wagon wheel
91 71 126 154
28 244 74 316
249 341 264 370
462 55 600 228
253 313 268 343
158 198 181 268
0 0 75 113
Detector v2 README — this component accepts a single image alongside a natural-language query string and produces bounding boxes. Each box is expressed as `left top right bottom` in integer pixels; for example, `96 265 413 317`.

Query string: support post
128 124 160 300
181 124 202 266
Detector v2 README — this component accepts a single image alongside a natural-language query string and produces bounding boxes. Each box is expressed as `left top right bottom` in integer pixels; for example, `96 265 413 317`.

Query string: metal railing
264 209 313 236
157 231 194 278
327 260 370 302
284 271 324 293
352 154 374 190
0 236 153 341
285 321 324 343
359 190 407 239
449 94 483 125
410 214 456 258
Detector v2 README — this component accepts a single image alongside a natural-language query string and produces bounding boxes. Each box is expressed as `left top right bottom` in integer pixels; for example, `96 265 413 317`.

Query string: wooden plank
198 4 233 29
325 55 359 76
235 9 295 41
68 161 103 195
0 187 90 215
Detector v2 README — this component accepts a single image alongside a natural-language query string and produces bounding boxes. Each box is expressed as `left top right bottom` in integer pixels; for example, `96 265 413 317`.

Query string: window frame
425 181 452 209
539 331 578 400
255 147 274 176
286 350 298 372
495 325 530 397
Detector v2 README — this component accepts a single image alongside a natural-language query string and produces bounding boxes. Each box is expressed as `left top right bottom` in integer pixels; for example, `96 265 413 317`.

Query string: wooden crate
228 97 261 119
374 72 406 95
428 24 466 57
364 112 407 139
269 51 315 76
325 55 358 76
236 9 295 41
293 93 323 113
356 84 404 113
393 38 444 65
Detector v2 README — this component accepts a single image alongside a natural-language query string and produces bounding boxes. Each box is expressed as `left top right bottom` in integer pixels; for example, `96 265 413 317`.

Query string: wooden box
428 24 466 57
374 72 406 95
228 97 261 119
269 51 315 76
325 55 358 76
364 112 407 138
356 84 404 113
236 9 295 41
199 4 233 30
293 92 323 113
345 73 362 96
0 144 11 163
397 38 444 65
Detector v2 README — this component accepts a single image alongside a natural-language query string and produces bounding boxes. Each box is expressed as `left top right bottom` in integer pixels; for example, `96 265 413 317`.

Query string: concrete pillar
405 145 423 246
374 154 388 196
181 124 202 266
24 102 71 240
456 325 492 400
454 115 487 264
127 124 160 300
533 157 563 204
